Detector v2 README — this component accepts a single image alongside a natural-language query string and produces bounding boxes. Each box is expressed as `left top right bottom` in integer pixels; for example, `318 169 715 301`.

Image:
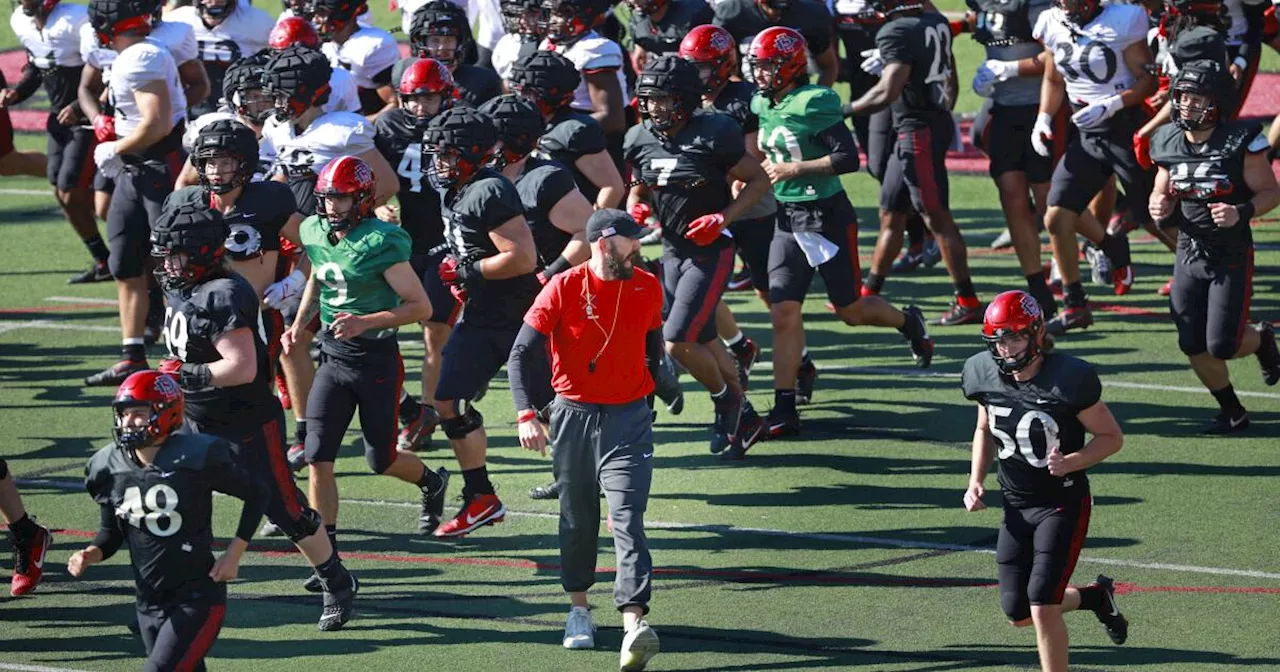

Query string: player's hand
1047 445 1069 476
263 269 306 311
0 88 16 108
1031 112 1054 158
57 104 81 127
962 482 986 512
1148 87 1168 109
330 312 369 340
629 201 653 226
92 114 116 142
280 324 299 356
518 417 549 456
761 157 799 185
1149 191 1174 222
157 357 184 379
972 60 1017 97
684 213 726 247
1070 94 1123 131
1229 57 1245 83
209 542 246 582
93 141 123 179
1209 202 1241 228
1132 132 1152 170
859 48 884 77
374 204 399 223
438 255 460 285
67 547 102 577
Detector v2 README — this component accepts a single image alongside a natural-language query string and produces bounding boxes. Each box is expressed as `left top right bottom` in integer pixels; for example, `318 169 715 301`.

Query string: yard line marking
45 296 119 305
0 319 118 333
0 664 94 672
0 188 53 196
19 477 1280 581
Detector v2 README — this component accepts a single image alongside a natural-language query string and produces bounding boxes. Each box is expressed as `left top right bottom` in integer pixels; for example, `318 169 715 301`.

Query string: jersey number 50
117 484 184 537
987 404 1061 469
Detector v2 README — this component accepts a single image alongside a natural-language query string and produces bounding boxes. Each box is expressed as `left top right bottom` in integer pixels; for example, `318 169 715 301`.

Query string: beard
605 247 641 279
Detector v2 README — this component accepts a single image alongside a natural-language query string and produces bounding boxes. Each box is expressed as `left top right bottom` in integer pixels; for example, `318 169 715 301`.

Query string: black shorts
661 244 734 344
987 104 1055 184
865 108 895 183
1048 109 1154 224
107 158 179 279
768 194 864 308
94 170 114 193
434 320 518 402
305 341 404 473
881 114 954 215
136 578 227 672
996 494 1093 622
729 215 774 293
0 106 14 158
1170 242 1254 360
46 121 96 192
410 249 462 326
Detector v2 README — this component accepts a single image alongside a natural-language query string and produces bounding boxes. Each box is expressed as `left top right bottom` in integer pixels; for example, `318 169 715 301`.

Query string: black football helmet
1053 0 1102 28
478 94 544 169
308 0 367 38
409 0 474 68
422 107 498 189
193 119 259 196
539 0 609 45
1170 58 1233 131
507 50 580 117
263 45 333 121
636 55 704 133
500 0 545 38
150 202 231 291
87 0 153 47
223 51 273 124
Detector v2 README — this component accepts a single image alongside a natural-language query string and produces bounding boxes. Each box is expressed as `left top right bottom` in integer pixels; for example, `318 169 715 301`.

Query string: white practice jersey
109 38 187 138
1034 3 1148 104
492 32 523 82
326 66 363 113
81 19 198 72
168 3 273 70
321 26 400 89
540 31 629 113
11 2 86 69
262 111 376 178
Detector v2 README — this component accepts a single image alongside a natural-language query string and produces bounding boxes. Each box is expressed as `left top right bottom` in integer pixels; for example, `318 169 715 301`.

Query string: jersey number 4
118 485 184 537
987 404 1061 468
396 145 425 193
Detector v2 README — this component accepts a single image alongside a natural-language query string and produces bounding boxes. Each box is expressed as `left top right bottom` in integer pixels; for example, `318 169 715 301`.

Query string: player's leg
766 227 815 436
141 585 227 672
53 126 110 283
991 104 1057 316
554 400 604 648
400 252 457 451
867 148 911 294
1044 137 1112 335
304 358 359 540
1100 130 1154 295
995 503 1036 630
281 322 316 462
1 461 52 597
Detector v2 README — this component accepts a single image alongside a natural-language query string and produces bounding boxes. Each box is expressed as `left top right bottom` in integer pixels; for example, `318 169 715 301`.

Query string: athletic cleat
765 406 800 439
318 574 358 631
639 225 662 246
434 492 506 538
1203 409 1249 434
929 300 982 326
259 520 283 537
529 481 560 500
10 523 51 597
68 262 112 284
1157 277 1173 296
710 388 745 454
287 444 307 472
920 237 942 267
398 404 440 452
1045 304 1094 336
1091 575 1128 645
902 305 933 369
1111 266 1135 296
1084 241 1110 286
1255 322 1280 386
85 359 148 387
989 228 1014 250
563 606 596 649
731 337 759 391
726 267 752 291
303 572 325 593
619 621 660 671
795 361 817 405
720 406 766 461
417 467 451 535
890 247 923 273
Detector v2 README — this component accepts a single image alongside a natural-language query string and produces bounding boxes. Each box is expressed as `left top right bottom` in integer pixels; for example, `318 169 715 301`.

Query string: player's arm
203 444 271 581
177 327 259 388
508 321 552 442
722 154 770 225
1036 44 1065 118
115 82 174 155
283 271 320 354
366 84 398 123
1115 39 1156 107
1148 164 1175 223
178 59 211 109
67 504 125 576
482 216 539 278
1054 400 1123 473
1 60 44 107
584 69 626 135
963 404 995 511
814 35 840 87
546 188 594 275
77 64 106 122
174 157 202 189
1234 0 1269 80
1215 144 1280 226
846 61 910 116
357 147 401 206
574 150 625 209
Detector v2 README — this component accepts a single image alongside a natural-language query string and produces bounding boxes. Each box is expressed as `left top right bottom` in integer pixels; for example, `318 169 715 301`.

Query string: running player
410 0 504 106
714 0 840 86
1 458 52 597
539 0 630 162
312 0 399 119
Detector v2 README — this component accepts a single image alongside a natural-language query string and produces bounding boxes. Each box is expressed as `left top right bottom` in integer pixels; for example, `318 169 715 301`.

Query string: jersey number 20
118 485 184 537
987 404 1061 468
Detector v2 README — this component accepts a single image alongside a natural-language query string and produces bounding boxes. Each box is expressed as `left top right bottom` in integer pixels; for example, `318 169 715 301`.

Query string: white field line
44 296 119 305
0 664 94 672
0 188 52 196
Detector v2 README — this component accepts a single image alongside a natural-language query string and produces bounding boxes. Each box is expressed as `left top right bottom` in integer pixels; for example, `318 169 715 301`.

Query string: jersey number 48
117 484 184 537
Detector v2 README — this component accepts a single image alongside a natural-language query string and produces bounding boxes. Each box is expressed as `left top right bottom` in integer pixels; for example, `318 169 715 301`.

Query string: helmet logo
353 159 373 185
1018 292 1040 319
153 374 180 400
773 33 798 52
709 32 731 51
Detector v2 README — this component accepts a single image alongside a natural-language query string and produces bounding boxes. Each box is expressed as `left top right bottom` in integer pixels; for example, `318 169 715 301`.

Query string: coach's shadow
948 643 1280 669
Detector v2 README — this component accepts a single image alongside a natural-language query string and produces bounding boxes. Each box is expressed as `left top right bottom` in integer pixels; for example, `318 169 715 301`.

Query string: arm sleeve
92 504 126 560
645 328 663 383
876 23 912 64
203 441 269 543
11 61 43 104
507 322 550 413
816 120 860 174
1240 1 1268 58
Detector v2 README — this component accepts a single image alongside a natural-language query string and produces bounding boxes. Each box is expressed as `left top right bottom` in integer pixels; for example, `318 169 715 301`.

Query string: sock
295 419 308 445
955 279 978 300
865 273 885 295
416 465 442 491
722 331 744 348
122 338 145 362
314 550 352 589
1065 282 1087 307
1101 232 1132 268
84 236 109 265
325 524 339 557
774 389 796 415
710 384 728 400
729 337 753 358
7 514 38 542
1210 385 1245 416
1076 584 1104 612
801 348 811 365
461 466 494 496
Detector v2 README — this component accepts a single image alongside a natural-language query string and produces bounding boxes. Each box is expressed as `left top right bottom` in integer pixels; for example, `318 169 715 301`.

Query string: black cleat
720 405 766 461
528 481 560 500
1045 304 1094 336
318 574 358 631
85 359 148 387
1255 322 1280 386
731 336 759 391
929 299 982 326
1091 575 1128 645
303 572 325 593
418 467 451 535
710 388 745 454
765 407 800 439
795 361 817 405
1203 409 1249 434
890 248 923 274
68 263 112 284
726 267 752 291
901 305 933 369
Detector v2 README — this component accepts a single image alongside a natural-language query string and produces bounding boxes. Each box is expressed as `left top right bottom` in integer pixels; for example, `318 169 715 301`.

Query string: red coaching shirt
524 262 663 405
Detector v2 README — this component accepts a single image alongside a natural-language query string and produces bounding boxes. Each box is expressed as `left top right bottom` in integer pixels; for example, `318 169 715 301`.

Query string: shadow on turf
948 643 1280 669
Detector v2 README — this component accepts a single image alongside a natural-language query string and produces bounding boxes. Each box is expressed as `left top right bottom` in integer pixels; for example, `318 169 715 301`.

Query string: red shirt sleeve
524 274 563 336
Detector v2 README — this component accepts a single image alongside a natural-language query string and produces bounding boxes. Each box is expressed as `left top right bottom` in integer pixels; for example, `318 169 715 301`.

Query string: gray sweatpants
551 396 654 613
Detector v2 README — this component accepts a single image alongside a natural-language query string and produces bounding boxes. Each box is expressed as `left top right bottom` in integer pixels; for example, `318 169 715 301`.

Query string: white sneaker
1085 242 1110 286
639 226 662 246
619 621 659 671
563 607 595 650
990 228 1014 250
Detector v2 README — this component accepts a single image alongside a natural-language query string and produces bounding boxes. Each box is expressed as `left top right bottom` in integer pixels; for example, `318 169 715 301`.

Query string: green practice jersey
751 85 844 203
299 215 412 337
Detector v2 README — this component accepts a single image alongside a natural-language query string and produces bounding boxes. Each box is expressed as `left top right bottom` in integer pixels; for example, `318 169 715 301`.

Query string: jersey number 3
118 484 184 537
987 404 1061 468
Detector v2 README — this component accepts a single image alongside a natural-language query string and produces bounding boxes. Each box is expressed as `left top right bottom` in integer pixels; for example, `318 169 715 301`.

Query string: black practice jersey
84 434 268 599
441 168 540 328
536 109 609 205
962 352 1102 507
630 0 715 56
453 64 504 108
876 12 955 130
710 80 760 134
162 272 277 425
513 157 579 269
168 184 296 262
1150 120 1267 259
624 111 744 256
374 108 445 253
713 0 834 59
967 0 1038 46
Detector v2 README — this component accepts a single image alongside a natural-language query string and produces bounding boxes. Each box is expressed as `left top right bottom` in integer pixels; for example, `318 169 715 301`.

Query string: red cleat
10 523 52 597
434 493 506 538
1112 266 1135 296
1157 277 1173 296
276 372 292 410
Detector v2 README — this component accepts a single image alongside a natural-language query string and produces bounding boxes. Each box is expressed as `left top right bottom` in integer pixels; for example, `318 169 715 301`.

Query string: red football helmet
398 58 458 124
679 25 737 94
315 156 376 231
982 290 1047 374
113 370 185 458
747 27 808 96
269 16 321 50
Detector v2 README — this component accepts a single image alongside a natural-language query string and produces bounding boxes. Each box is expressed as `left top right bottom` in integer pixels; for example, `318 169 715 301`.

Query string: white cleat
563 606 596 650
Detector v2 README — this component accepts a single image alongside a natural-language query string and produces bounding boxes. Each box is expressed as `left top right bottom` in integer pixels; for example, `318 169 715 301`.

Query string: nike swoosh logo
1231 415 1247 428
159 471 176 478
465 505 496 525
1107 595 1119 617
641 453 653 459
33 535 48 570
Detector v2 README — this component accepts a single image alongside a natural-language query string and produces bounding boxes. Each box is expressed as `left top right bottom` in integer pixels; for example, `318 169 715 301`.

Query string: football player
422 107 540 537
0 69 47 180
311 0 400 119
491 0 544 81
747 27 934 435
962 290 1129 672
1148 59 1280 432
846 0 982 326
174 51 274 190
539 0 630 157
287 156 451 549
410 0 504 107
166 0 273 117
508 50 625 209
276 0 374 28
269 16 362 114
713 0 840 87
625 56 771 459
1031 0 1155 333
627 0 713 72
1222 0 1268 101
1 459 52 597
70 371 269 668
82 0 190 388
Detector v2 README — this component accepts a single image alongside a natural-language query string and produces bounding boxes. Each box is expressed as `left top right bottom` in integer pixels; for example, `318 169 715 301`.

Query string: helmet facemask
194 150 250 195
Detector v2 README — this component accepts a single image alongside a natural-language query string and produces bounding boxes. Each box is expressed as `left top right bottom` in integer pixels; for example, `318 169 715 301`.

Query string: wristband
542 255 572 278
1235 201 1256 223
1232 56 1248 71
179 362 213 389
517 409 538 424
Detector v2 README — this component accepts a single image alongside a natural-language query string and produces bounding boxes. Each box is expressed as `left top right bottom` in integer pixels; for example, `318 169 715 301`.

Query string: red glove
1133 133 1152 171
449 284 467 303
438 255 460 285
158 357 183 380
629 201 653 226
93 114 116 143
684 213 725 247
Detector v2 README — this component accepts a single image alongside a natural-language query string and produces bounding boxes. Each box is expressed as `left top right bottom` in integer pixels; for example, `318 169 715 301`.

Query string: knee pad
284 506 323 543
441 404 484 439
1001 587 1031 623
1208 339 1239 361
0 458 8 480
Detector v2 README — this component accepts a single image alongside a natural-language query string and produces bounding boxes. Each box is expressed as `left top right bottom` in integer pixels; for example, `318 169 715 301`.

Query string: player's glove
859 48 884 77
1132 133 1153 170
93 114 116 142
684 213 726 247
1070 94 1123 132
972 59 1018 97
264 269 306 311
93 141 123 180
439 254 485 288
158 358 212 389
1031 112 1054 158
629 201 654 226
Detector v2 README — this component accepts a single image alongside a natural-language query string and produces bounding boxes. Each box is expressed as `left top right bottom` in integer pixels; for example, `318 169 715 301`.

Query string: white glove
263 269 306 312
93 141 123 180
1031 112 1054 158
860 48 884 77
972 59 1019 97
1070 94 1124 131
